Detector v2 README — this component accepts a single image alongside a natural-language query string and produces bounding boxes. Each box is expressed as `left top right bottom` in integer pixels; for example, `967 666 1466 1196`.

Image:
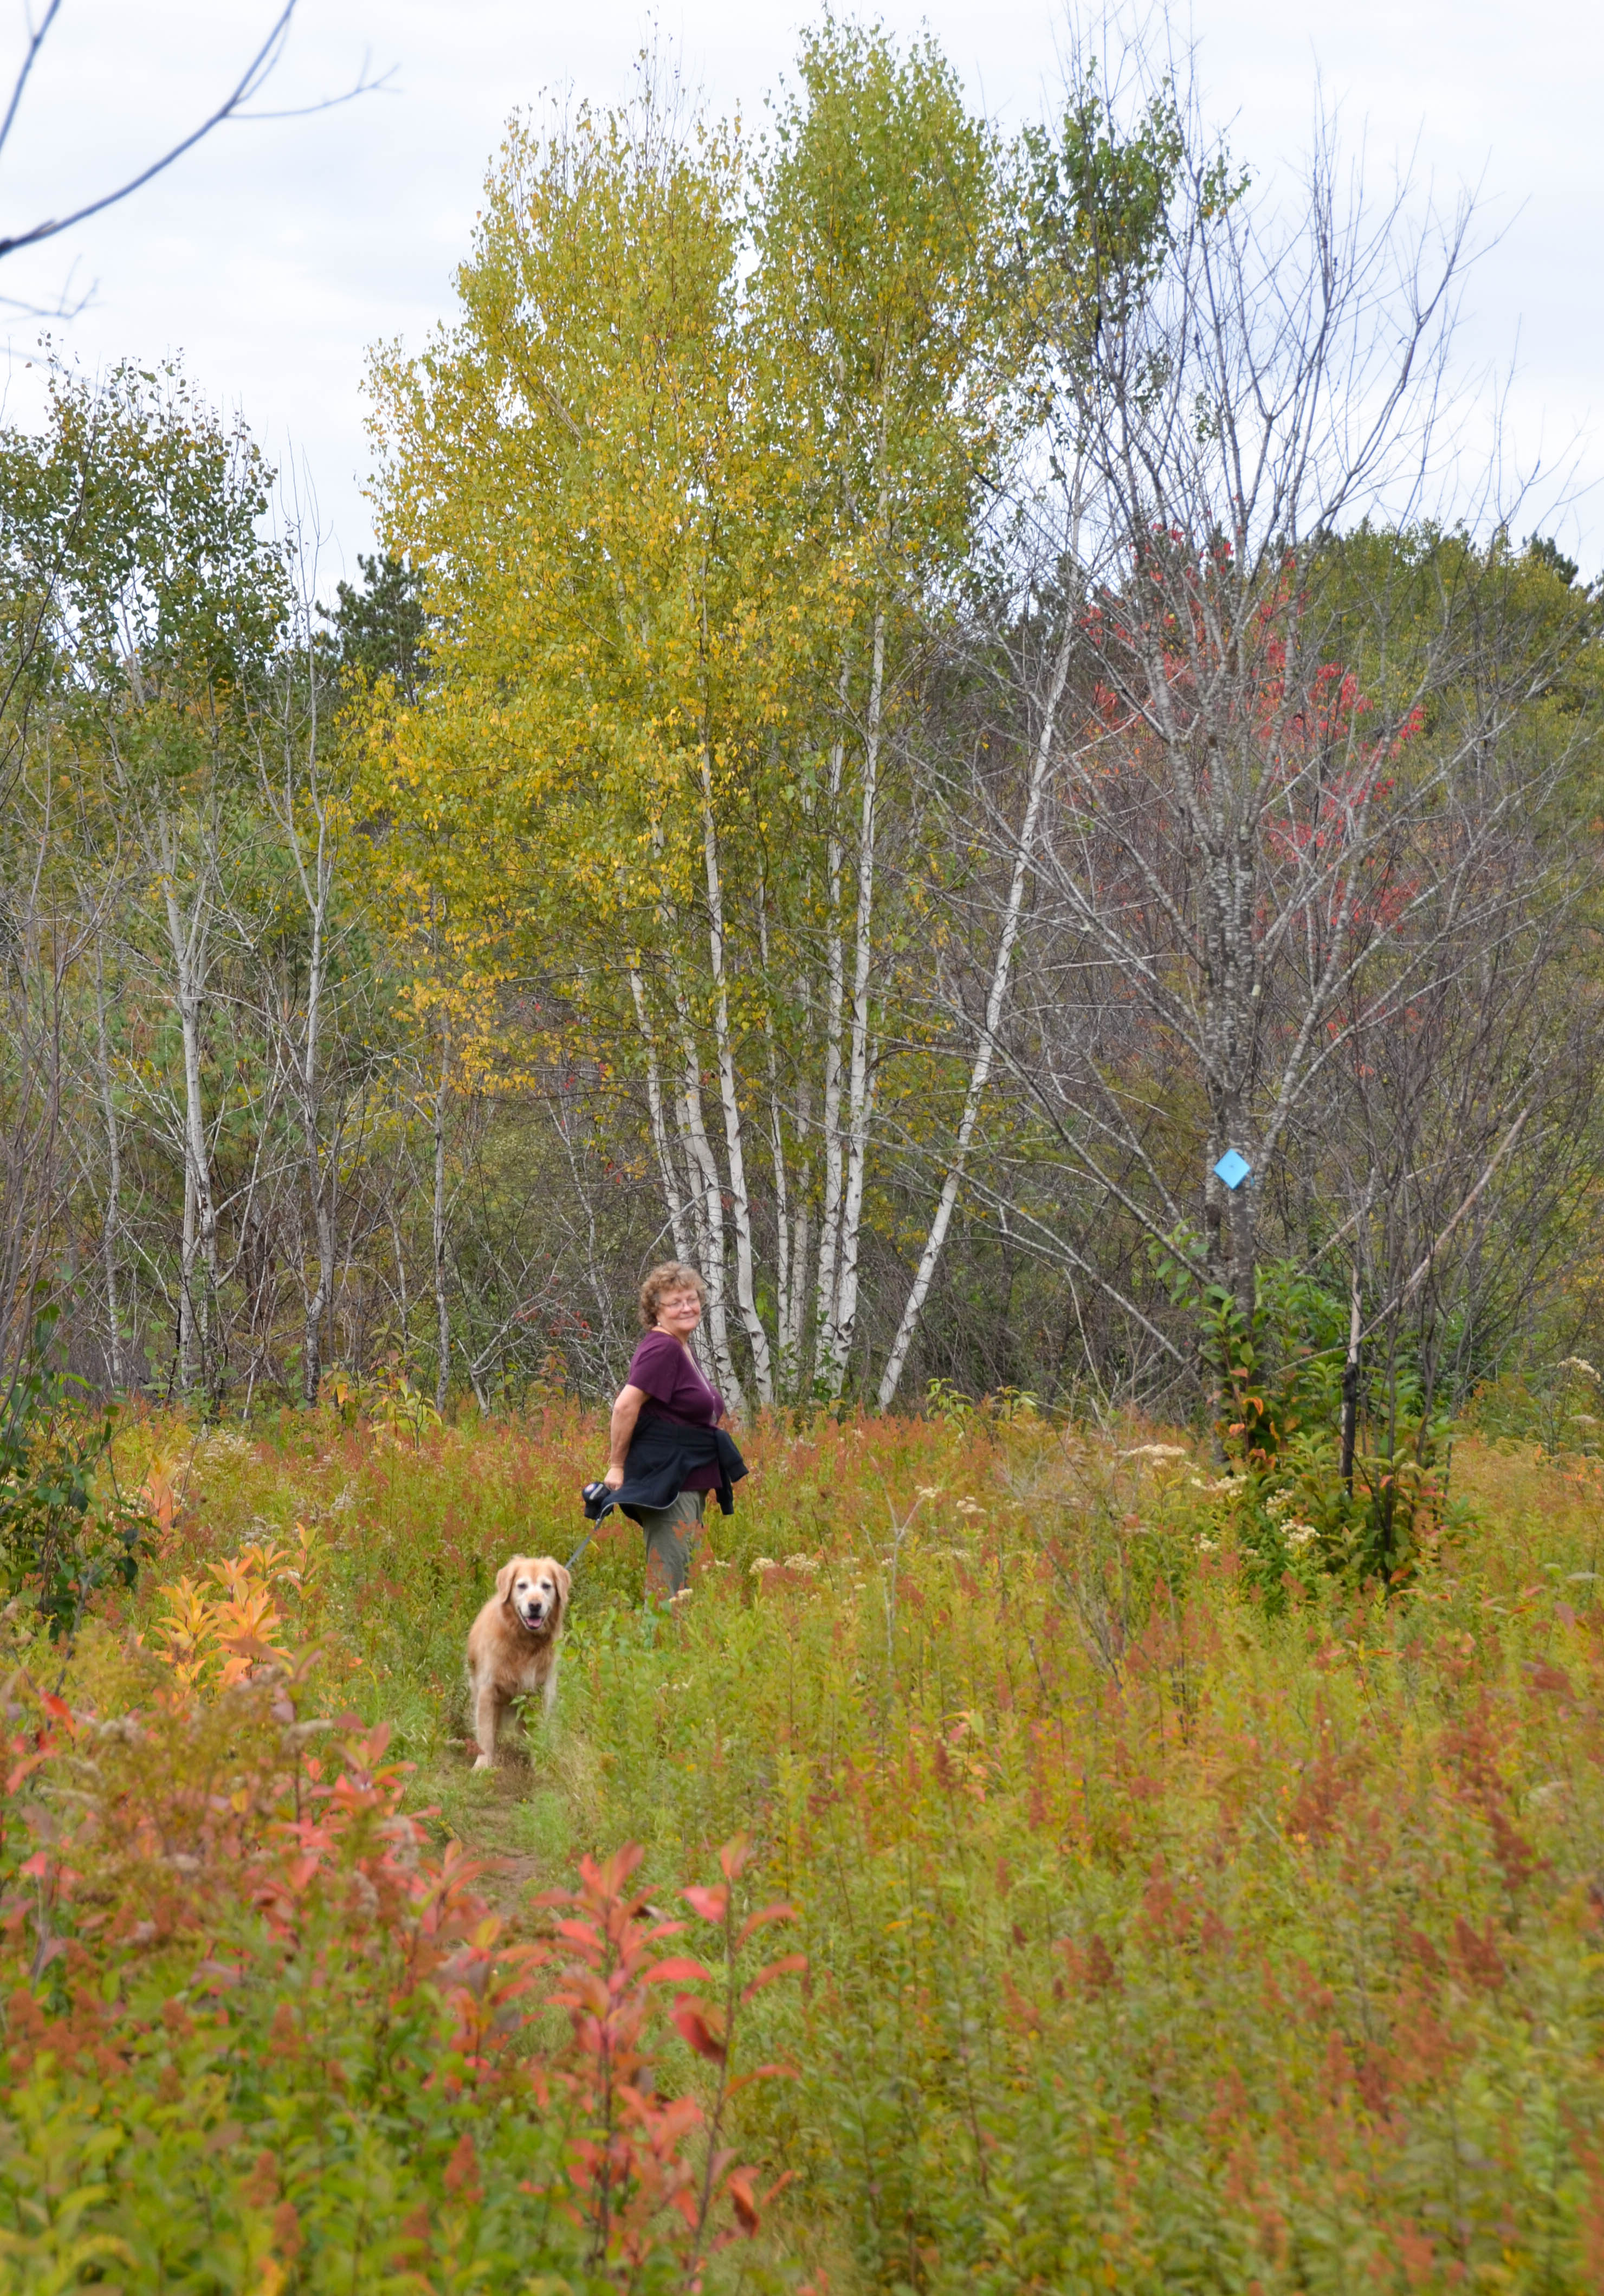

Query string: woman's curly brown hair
638 1260 708 1329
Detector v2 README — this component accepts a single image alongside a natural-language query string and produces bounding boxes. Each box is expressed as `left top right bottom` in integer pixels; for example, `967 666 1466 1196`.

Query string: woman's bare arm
604 1382 649 1487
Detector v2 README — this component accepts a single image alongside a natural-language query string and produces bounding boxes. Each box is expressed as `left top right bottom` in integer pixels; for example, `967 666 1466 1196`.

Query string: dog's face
495 1555 570 1633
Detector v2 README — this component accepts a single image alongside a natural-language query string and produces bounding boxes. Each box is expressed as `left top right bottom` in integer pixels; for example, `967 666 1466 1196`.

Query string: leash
566 1479 616 1574
567 1451 736 1579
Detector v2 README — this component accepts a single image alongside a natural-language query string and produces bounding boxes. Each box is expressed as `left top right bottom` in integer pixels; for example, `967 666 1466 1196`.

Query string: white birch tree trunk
158 814 217 1394
92 936 127 1389
180 1159 198 1391
877 614 1075 1407
756 883 805 1388
637 814 737 1394
301 872 335 1402
390 1201 411 1368
820 606 886 1396
811 715 850 1381
432 1011 451 1414
629 959 694 1265
666 978 745 1409
298 911 336 1404
697 747 774 1403
252 676 340 1408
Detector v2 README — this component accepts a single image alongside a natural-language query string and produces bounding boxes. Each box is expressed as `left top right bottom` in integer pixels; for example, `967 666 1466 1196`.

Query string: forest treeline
3 19 1601 1447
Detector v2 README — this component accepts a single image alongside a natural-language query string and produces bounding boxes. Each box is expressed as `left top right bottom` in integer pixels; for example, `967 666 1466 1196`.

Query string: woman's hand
603 1461 625 1490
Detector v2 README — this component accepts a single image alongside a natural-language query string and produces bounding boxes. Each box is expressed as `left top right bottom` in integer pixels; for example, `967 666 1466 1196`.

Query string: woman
598 1262 745 1599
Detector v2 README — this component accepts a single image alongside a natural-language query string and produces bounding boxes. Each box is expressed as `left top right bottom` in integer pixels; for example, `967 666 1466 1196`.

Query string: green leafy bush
0 1311 149 1640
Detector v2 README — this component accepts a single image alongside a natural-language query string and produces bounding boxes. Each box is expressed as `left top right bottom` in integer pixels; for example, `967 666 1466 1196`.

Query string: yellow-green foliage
7 1403 1604 2291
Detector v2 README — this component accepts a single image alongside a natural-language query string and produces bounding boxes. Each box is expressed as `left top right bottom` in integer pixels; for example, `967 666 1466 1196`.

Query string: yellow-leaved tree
362 29 1013 1401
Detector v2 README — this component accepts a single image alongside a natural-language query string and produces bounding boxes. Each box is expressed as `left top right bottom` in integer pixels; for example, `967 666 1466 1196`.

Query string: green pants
632 1489 704 1598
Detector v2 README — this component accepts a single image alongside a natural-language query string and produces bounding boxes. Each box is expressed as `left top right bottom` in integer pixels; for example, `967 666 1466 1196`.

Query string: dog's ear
495 1557 521 1606
553 1561 572 1616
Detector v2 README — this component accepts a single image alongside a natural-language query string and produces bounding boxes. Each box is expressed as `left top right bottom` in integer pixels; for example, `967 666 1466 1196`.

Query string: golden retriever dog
465 1555 571 1770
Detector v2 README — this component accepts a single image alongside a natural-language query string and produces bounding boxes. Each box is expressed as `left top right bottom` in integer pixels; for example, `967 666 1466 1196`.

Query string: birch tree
751 21 1010 1395
363 29 1012 1402
364 85 778 1402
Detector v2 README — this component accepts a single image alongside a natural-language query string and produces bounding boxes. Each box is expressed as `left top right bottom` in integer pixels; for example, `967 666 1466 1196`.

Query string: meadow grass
5 1399 1604 2290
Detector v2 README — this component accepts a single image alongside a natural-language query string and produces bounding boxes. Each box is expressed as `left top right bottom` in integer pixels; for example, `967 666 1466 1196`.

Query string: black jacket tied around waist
584 1417 748 1522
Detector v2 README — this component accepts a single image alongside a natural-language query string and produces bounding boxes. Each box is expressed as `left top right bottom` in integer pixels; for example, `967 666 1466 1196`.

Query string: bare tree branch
0 1 392 263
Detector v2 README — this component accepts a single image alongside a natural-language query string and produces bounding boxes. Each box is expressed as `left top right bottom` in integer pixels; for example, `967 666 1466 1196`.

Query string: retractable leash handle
568 1479 614 1573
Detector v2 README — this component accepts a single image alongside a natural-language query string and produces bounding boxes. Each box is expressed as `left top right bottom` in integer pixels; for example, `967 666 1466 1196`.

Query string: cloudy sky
2 0 1597 589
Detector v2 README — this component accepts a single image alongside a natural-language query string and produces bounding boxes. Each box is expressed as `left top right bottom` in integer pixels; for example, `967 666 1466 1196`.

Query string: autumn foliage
0 1528 802 2290
6 1399 1604 2289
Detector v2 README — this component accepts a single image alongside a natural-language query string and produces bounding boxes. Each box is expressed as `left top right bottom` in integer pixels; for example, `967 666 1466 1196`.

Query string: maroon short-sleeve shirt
625 1330 726 1493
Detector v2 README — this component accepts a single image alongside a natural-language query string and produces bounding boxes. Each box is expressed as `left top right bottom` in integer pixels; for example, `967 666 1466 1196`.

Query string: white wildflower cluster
1188 1475 1237 1495
954 1496 986 1518
785 1553 823 1574
193 1427 254 1469
1123 1443 1189 1463
749 1556 776 1575
1264 1487 1320 1549
1562 1357 1601 1381
748 1553 822 1576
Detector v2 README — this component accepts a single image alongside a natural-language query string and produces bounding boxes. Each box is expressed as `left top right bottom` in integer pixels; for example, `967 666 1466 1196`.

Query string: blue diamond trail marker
1213 1149 1252 1191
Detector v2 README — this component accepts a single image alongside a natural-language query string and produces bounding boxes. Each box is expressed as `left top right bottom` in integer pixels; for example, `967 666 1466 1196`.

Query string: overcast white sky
2 0 1598 590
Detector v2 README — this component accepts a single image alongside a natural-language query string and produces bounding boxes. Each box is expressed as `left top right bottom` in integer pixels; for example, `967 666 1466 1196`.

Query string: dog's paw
471 1752 493 1772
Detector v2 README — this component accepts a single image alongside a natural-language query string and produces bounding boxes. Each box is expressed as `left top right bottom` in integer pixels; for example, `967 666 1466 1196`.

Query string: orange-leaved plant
536 1833 804 2287
0 1527 809 2289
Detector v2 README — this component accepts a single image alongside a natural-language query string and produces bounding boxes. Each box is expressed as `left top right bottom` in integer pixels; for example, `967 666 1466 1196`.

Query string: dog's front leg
541 1654 560 1720
470 1675 503 1770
